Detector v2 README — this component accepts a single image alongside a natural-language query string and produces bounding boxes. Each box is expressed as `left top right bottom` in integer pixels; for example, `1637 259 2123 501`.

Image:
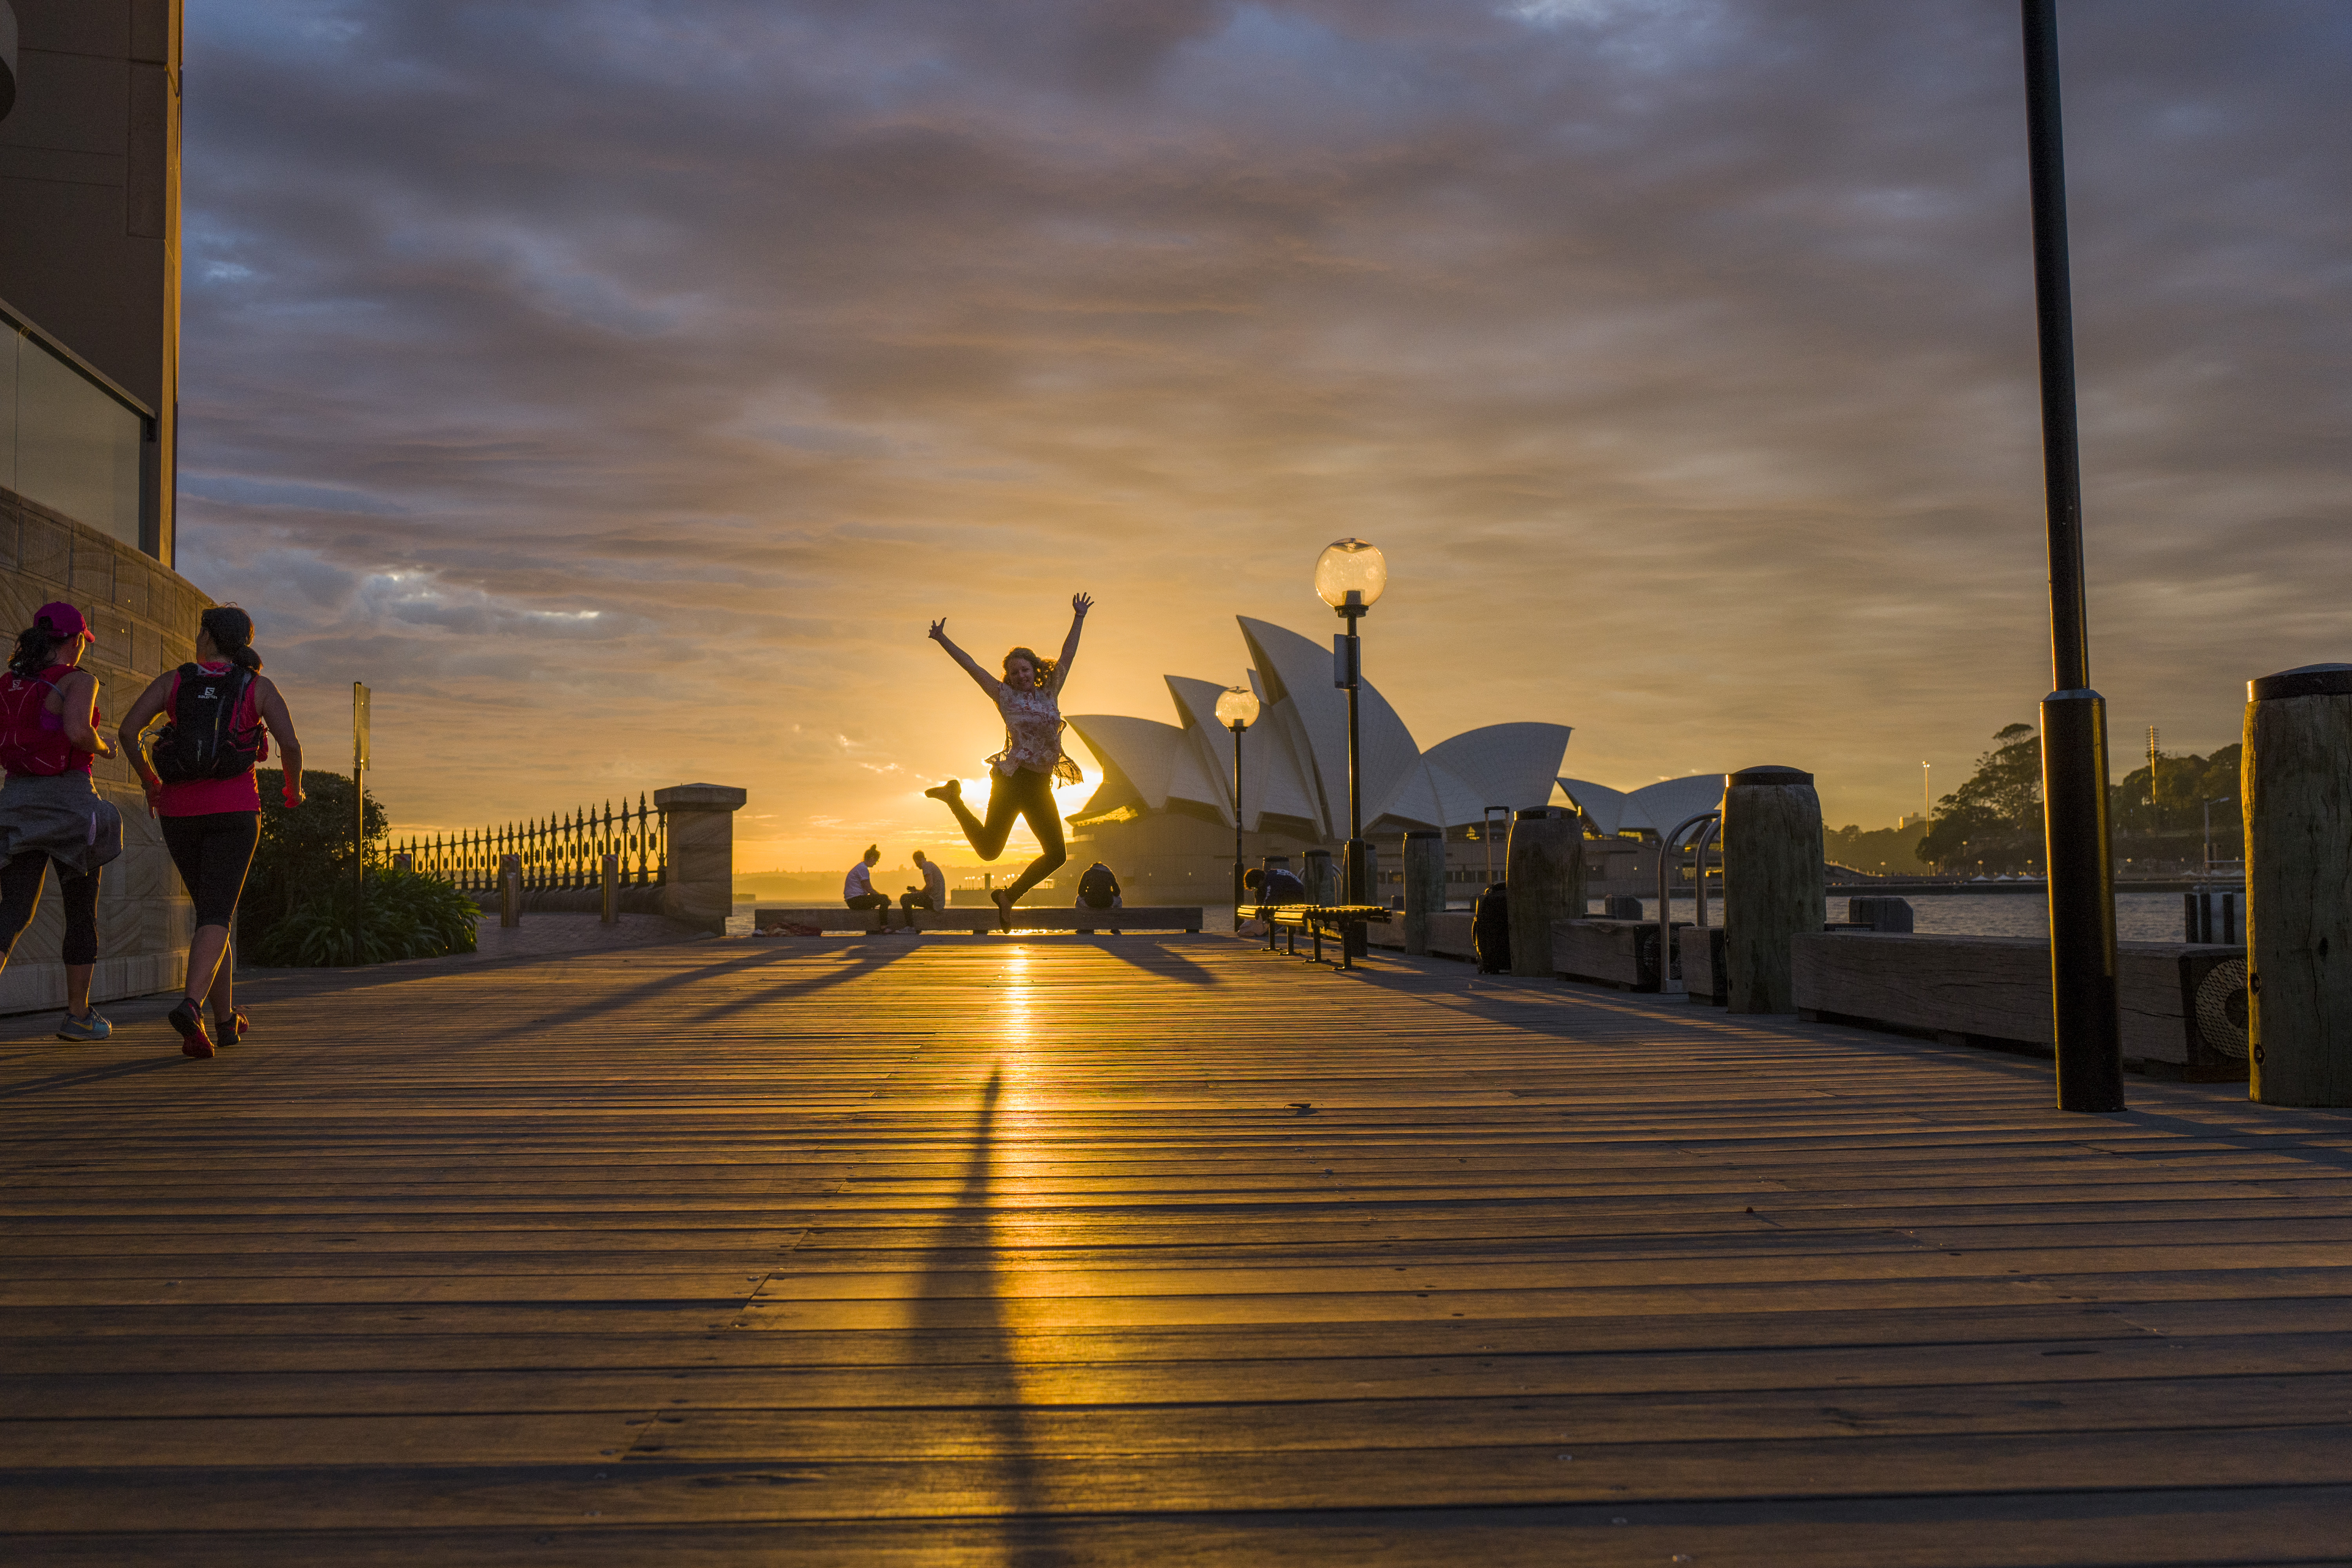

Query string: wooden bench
1247 903 1394 971
750 905 1202 936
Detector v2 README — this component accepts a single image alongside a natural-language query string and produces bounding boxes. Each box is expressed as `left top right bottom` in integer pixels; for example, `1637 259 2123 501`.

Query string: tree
2111 744 2240 833
1917 723 2043 874
240 769 387 948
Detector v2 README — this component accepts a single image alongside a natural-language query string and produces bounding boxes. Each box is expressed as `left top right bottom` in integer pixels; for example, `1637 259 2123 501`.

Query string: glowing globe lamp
1214 685 1261 730
1314 538 1387 613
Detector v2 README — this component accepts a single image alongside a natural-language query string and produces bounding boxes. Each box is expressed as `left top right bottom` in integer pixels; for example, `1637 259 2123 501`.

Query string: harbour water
1624 891 2201 944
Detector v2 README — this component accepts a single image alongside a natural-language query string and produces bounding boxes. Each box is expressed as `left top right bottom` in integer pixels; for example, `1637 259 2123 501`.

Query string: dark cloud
175 0 2352 857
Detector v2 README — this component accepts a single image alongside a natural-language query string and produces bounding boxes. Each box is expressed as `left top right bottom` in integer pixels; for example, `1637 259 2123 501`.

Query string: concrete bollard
2245 664 2352 1106
600 853 620 925
1722 766 1826 1014
499 853 522 929
653 784 748 936
1402 830 1445 955
1506 808 1582 979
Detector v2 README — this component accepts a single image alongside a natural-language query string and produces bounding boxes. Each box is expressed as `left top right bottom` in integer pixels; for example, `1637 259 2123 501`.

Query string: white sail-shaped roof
1558 773 1728 836
1069 619 1573 835
1421 722 1574 819
1556 777 1632 836
1240 617 1423 840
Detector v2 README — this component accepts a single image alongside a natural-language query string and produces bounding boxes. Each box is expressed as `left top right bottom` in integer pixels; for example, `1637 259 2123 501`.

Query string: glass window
9 329 143 547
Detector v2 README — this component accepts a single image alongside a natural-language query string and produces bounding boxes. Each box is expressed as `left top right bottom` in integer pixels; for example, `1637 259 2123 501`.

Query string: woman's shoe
55 1010 111 1042
169 998 215 1059
924 780 962 803
216 1008 249 1043
991 888 1013 932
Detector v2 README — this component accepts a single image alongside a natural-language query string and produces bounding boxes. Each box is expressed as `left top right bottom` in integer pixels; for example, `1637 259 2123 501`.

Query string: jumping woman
925 592 1091 931
0 603 125 1040
119 607 304 1059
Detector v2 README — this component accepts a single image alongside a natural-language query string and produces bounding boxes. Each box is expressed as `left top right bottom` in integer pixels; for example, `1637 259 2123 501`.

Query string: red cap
33 603 91 641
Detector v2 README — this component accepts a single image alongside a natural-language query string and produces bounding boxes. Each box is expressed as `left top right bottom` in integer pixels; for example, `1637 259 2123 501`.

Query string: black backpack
1077 864 1120 907
151 665 264 784
1472 882 1511 974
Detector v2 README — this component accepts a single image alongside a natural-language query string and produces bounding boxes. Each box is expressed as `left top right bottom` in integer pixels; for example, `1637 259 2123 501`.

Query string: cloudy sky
175 0 2352 869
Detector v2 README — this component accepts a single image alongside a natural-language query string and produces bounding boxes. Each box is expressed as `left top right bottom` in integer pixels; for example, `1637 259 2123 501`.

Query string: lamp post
2203 796 2232 874
1215 684 1261 929
2020 0 2123 1112
1314 538 1387 906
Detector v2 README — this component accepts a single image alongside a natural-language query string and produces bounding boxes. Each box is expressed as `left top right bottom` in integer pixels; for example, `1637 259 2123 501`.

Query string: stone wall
0 483 207 1013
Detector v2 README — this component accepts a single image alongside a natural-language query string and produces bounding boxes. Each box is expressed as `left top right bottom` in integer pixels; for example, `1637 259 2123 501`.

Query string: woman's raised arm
1048 592 1092 694
929 619 1002 697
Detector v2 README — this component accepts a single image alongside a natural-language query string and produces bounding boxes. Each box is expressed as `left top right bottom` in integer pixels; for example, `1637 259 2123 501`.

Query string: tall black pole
1341 606 1365 906
1230 720 1246 931
2021 0 2123 1111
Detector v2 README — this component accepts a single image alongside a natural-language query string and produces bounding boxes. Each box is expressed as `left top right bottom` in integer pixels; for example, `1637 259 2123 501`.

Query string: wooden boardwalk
4 934 2351 1564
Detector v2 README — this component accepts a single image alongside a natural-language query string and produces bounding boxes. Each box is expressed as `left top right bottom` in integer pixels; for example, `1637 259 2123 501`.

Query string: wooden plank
4 936 2351 1560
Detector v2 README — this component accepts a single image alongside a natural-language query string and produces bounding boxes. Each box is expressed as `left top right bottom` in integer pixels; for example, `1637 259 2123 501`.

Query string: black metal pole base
1343 838 1368 958
2040 689 2125 1112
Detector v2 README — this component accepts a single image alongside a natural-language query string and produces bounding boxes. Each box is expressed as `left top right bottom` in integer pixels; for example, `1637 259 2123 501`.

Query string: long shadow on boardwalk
1089 935 1221 987
913 1065 1065 1566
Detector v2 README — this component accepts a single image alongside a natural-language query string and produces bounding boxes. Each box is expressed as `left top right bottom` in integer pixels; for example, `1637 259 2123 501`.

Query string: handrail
394 793 668 895
1656 811 1720 997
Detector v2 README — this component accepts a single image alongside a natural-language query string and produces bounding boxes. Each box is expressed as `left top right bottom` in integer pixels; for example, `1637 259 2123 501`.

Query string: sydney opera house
1064 618 1731 906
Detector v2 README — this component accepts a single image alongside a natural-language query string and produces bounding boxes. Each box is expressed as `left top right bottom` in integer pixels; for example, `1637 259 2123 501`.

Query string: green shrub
249 867 480 967
241 769 389 950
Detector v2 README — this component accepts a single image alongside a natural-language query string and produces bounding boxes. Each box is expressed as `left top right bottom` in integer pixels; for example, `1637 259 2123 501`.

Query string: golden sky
171 1 2352 871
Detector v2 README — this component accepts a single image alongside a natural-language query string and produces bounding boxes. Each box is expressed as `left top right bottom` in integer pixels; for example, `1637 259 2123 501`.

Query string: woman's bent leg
1002 770 1068 903
946 773 1022 860
0 851 50 969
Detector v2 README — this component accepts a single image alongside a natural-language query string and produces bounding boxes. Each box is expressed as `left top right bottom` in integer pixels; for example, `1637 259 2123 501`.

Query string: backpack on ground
150 665 264 784
1472 881 1511 974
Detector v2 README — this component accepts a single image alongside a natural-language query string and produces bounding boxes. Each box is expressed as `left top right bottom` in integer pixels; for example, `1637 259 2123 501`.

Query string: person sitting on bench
1075 860 1122 934
1243 865 1308 906
900 849 947 925
844 845 892 922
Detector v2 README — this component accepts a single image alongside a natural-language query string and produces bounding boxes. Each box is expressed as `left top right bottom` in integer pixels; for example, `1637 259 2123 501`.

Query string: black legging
0 851 99 967
161 811 260 928
944 767 1066 902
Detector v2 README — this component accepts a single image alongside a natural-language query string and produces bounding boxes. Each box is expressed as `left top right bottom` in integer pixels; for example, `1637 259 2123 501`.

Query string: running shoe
169 998 215 1059
215 1008 249 1042
991 888 1013 932
55 1010 111 1042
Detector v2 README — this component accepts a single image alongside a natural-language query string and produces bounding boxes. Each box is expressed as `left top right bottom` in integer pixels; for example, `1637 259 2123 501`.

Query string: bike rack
1656 811 1721 996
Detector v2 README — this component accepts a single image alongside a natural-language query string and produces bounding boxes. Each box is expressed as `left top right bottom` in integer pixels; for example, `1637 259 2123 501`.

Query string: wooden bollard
1506 808 1582 979
1303 847 1337 906
1722 766 1825 1014
499 853 522 929
1402 830 1445 955
600 853 621 925
2245 664 2352 1105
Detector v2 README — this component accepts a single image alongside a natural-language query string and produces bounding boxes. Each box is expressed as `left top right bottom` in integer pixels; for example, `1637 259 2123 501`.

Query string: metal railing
394 794 667 895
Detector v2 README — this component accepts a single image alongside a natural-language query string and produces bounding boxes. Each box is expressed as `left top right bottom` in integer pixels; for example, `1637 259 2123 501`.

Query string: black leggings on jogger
0 851 100 967
944 767 1066 901
160 811 261 929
